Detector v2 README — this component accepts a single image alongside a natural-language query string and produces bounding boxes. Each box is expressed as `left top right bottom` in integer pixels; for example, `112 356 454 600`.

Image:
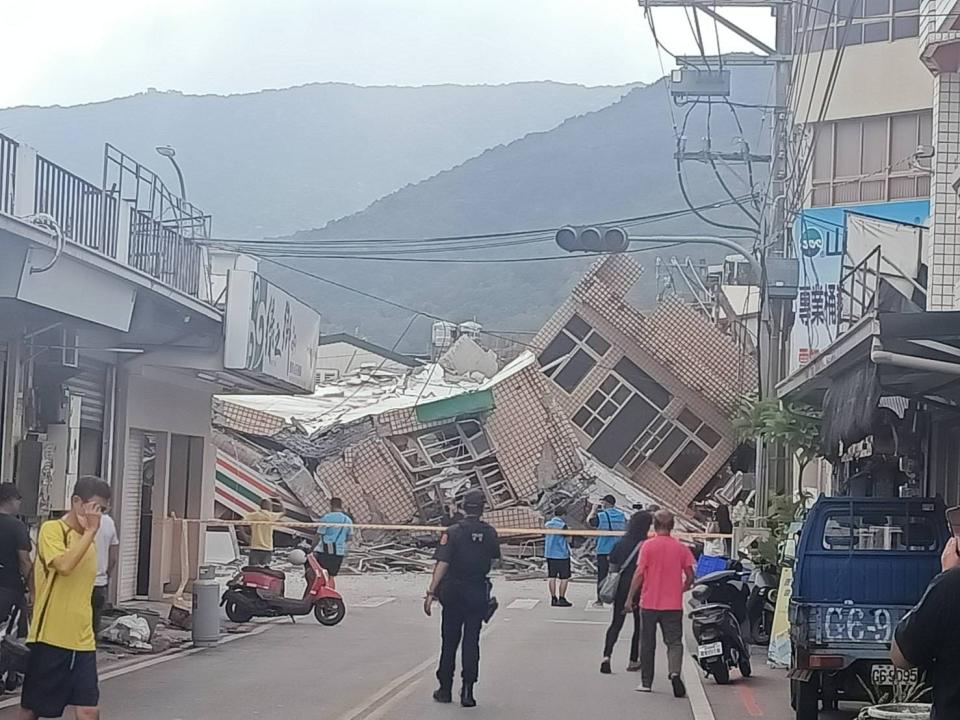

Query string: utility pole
636 0 797 518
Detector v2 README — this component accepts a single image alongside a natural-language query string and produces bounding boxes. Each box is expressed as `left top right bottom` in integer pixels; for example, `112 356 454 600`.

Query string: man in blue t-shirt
314 497 353 581
544 507 573 607
588 495 625 607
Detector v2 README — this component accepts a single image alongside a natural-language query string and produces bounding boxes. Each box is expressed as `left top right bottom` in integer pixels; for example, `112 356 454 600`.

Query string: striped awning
215 451 314 538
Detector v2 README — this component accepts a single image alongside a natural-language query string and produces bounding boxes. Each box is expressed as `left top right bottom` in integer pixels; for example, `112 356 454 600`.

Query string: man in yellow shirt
19 475 111 720
242 498 284 566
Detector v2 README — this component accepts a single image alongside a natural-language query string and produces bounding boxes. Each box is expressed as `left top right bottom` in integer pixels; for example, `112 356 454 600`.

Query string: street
0 575 860 720
0 576 678 719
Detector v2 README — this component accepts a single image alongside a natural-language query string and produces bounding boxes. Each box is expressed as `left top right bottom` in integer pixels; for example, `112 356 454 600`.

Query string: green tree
734 394 822 478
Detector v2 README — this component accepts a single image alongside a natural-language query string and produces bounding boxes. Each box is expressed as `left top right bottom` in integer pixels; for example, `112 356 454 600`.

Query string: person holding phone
19 475 111 720
891 526 960 719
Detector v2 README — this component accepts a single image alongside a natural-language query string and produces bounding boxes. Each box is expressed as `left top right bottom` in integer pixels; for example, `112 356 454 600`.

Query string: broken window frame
538 314 611 393
572 373 636 439
389 417 494 473
619 406 720 485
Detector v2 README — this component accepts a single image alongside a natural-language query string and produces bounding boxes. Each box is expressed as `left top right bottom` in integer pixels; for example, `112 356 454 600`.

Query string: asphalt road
0 576 706 720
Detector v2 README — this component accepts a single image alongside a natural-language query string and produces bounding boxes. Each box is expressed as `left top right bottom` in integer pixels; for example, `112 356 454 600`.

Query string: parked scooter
746 565 778 646
221 549 346 626
689 567 752 684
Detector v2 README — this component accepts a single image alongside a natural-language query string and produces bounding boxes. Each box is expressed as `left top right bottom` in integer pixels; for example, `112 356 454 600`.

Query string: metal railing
0 134 211 302
34 155 118 256
128 208 203 297
838 245 881 333
0 134 16 216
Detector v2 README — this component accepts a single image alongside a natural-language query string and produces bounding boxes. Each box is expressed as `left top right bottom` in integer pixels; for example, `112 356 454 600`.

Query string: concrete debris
438 336 499 380
210 256 749 557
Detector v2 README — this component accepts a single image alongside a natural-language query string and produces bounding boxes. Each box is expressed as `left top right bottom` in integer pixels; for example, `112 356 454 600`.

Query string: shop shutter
116 430 143 601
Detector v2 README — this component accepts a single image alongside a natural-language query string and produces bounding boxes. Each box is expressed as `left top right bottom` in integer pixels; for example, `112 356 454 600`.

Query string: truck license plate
697 642 723 659
871 665 918 686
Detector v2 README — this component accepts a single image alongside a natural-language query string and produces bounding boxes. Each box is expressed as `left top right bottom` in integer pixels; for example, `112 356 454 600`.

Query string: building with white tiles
532 255 755 510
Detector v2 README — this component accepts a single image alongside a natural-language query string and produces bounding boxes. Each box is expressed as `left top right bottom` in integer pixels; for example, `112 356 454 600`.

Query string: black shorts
21 643 99 717
316 552 344 577
546 558 572 580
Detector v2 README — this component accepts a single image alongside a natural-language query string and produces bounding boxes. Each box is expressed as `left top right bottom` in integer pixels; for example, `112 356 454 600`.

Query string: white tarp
845 212 925 300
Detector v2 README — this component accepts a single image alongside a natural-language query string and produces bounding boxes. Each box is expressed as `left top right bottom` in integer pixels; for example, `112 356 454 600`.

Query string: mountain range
263 65 772 346
0 67 772 348
0 81 637 237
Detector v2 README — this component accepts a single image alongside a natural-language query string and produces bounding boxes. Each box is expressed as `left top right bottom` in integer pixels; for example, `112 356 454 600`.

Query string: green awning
415 389 495 423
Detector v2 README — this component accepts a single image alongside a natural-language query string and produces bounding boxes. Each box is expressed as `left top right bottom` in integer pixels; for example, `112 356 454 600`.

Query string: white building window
810 111 931 207
794 0 920 50
538 314 611 393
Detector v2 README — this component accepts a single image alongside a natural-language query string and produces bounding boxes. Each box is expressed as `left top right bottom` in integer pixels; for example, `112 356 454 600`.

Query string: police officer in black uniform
423 489 500 708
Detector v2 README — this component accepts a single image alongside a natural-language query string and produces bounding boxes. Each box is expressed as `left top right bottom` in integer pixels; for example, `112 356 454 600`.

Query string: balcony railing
35 155 118 256
0 132 210 303
128 209 203 297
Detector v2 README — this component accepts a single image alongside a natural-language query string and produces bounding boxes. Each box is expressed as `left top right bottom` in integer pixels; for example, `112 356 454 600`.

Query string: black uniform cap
462 489 486 513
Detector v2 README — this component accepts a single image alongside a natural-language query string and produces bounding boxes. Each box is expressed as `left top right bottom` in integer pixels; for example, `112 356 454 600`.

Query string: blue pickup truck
789 496 949 719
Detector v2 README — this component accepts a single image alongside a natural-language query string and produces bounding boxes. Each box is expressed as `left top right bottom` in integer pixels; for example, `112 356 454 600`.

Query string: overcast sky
2 0 774 108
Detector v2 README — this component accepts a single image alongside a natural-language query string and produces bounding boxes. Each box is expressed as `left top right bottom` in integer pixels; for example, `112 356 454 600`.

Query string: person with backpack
599 511 652 675
588 495 625 607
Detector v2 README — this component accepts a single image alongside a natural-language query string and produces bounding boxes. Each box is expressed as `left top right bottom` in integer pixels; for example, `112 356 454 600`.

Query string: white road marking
549 619 608 625
584 601 608 612
354 596 396 608
334 625 497 720
507 598 540 609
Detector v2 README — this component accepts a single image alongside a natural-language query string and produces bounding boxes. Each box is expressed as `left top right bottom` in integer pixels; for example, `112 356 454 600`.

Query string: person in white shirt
92 512 119 634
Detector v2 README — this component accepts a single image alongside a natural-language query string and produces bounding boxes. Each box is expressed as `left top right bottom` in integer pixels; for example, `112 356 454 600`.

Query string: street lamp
155 145 187 200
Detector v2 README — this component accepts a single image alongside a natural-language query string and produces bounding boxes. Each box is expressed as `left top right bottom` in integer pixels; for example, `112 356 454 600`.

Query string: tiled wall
930 71 960 309
299 362 588 525
532 255 752 508
483 366 584 500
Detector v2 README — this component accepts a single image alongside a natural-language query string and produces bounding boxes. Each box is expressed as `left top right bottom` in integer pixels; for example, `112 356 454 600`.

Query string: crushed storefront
213 337 682 540
210 255 756 542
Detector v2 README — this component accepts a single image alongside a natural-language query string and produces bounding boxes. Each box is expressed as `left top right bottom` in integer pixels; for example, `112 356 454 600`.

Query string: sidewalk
696 645 856 720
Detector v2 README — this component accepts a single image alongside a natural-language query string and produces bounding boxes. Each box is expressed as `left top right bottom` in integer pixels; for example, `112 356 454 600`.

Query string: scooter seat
697 570 739 584
243 566 286 580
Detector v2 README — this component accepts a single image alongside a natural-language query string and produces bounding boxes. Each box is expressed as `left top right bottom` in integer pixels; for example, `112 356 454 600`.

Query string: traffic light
554 226 630 253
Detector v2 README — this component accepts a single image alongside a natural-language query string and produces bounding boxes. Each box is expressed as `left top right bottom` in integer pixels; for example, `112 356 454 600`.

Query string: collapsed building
210 256 755 536
533 255 756 510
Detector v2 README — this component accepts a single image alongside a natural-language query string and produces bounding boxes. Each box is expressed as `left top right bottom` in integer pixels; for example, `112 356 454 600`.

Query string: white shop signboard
224 270 320 392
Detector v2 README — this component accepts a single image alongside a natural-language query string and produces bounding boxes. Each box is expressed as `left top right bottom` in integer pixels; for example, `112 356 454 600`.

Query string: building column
929 71 960 309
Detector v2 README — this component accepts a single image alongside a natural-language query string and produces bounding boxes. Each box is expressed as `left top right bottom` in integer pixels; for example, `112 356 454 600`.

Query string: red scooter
221 550 345 626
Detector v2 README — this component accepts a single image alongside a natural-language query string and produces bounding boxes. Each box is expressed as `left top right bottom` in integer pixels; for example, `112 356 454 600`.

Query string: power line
676 104 760 235
301 312 421 424
234 244 687 264
704 98 761 225
203 196 755 254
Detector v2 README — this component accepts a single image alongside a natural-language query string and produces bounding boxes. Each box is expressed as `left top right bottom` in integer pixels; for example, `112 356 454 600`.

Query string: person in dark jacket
600 511 652 675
